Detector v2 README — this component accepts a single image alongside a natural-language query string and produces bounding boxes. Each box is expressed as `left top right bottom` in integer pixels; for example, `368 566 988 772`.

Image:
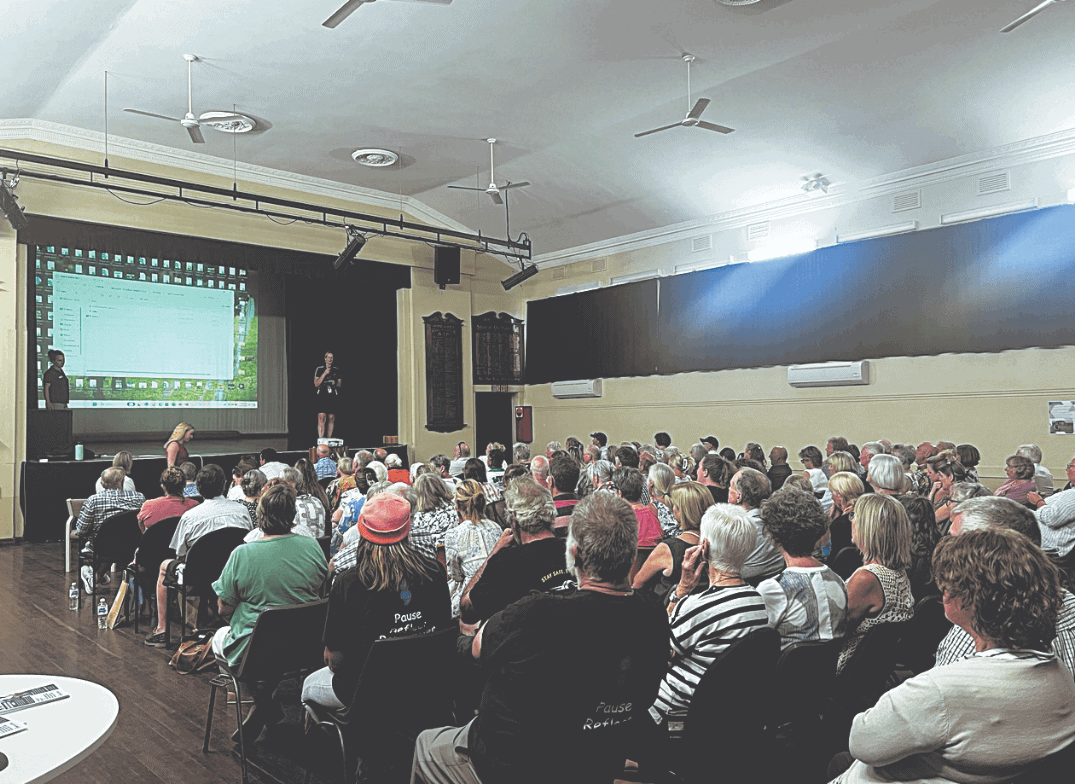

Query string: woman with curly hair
758 486 848 649
831 528 1075 784
444 480 502 617
994 454 1037 505
927 450 967 526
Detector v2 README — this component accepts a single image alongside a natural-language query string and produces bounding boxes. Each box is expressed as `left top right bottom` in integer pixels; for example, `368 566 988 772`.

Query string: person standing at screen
314 351 342 438
164 422 195 467
43 350 69 410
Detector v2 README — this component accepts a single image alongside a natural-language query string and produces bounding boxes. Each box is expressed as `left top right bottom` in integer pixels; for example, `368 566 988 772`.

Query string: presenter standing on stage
164 422 195 467
314 352 342 438
43 349 69 409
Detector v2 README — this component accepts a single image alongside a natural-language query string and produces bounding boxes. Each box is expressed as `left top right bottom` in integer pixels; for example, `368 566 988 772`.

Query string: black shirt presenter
43 350 70 409
314 351 342 438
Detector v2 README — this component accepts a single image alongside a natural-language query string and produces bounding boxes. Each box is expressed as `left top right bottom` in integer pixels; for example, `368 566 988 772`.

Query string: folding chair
124 516 181 634
64 498 85 574
165 526 248 645
302 626 459 784
203 599 329 784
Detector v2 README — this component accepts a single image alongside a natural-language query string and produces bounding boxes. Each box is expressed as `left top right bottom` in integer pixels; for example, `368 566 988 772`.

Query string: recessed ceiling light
351 148 400 167
199 111 257 134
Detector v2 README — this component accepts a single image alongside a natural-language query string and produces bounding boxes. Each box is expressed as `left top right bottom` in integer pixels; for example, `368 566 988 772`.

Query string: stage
18 438 408 543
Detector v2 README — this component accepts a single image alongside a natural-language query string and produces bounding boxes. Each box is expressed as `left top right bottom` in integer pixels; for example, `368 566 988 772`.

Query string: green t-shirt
211 534 328 667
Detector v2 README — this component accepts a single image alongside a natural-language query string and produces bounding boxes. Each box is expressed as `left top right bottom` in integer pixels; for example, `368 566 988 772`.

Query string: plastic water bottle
69 581 79 611
75 442 84 461
97 598 108 629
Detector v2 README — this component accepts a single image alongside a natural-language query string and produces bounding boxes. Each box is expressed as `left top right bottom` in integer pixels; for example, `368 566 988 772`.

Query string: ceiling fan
1002 0 1068 32
448 139 530 205
635 53 735 138
322 0 452 29
124 55 245 144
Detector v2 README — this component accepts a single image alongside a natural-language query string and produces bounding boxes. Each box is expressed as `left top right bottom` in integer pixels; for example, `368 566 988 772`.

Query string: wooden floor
0 542 343 784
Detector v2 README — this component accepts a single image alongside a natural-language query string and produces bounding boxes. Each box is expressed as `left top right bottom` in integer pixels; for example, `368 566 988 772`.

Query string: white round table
0 675 119 784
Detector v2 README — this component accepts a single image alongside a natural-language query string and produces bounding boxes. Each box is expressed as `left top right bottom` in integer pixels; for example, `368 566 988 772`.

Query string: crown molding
534 127 1075 268
0 119 474 235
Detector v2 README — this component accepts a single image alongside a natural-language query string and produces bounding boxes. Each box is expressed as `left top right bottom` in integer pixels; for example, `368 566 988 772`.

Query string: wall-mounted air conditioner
787 361 870 388
551 379 603 399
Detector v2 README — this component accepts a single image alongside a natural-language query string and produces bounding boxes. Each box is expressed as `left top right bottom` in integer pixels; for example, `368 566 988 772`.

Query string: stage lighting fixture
333 228 367 271
501 263 539 291
0 178 29 231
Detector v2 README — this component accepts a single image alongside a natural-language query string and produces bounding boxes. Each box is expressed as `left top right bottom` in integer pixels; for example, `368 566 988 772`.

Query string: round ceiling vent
199 111 257 133
351 148 400 167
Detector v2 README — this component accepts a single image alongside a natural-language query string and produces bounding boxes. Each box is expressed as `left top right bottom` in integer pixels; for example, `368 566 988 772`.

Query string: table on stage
0 675 119 784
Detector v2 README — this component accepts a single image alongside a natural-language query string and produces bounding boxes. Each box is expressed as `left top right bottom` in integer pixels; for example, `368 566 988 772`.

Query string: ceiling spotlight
0 177 29 231
501 263 539 291
333 228 367 271
801 173 831 194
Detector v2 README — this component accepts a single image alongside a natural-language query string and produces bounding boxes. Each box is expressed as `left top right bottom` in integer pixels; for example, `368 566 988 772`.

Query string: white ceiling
3 0 1075 259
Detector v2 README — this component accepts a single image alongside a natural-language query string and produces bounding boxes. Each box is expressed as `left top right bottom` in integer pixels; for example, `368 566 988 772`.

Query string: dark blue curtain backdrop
527 279 659 383
527 204 1075 383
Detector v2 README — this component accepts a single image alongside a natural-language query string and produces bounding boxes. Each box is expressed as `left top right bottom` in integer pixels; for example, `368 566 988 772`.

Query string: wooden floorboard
0 542 343 784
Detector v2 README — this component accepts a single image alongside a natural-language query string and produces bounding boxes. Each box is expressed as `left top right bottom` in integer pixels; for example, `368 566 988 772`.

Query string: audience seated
327 456 357 508
459 479 570 630
757 487 848 649
411 492 668 784
837 494 914 673
866 453 904 496
449 441 471 477
385 452 412 485
408 473 460 561
292 459 331 537
1028 452 1075 561
258 448 289 481
227 457 258 501
697 453 733 504
545 456 579 534
143 464 253 647
831 528 1075 783
647 463 679 539
463 457 501 504
445 480 502 618
137 466 198 532
95 451 137 493
900 494 942 600
237 469 267 522
728 466 784 583
76 466 147 592
827 472 866 558
1018 443 1054 496
926 450 966 527
632 481 711 602
211 482 327 742
313 444 338 480
767 446 793 491
429 454 457 489
649 502 769 723
179 461 199 497
613 466 663 551
954 443 981 484
994 454 1037 504
935 496 1075 676
302 493 451 711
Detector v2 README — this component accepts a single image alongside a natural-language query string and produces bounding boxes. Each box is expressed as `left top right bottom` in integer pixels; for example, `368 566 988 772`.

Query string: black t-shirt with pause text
462 537 571 624
322 561 451 705
469 587 669 784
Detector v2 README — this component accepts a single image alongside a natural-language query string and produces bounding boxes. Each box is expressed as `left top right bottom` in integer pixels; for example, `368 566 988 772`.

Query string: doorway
475 392 515 457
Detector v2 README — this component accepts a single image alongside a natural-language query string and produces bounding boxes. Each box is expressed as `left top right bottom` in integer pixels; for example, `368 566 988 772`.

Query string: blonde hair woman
631 481 713 603
444 480 502 617
828 471 866 556
837 494 914 673
648 463 679 537
164 422 194 467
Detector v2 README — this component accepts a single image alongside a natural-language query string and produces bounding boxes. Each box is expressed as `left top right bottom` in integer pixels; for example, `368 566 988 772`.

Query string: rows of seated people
72 433 1075 783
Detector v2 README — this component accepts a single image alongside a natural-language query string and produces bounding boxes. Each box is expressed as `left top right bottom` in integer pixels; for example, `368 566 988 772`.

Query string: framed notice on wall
473 311 524 385
424 311 467 432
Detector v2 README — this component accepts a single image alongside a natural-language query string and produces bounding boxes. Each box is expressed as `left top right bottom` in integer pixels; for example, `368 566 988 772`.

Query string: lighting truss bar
0 148 531 262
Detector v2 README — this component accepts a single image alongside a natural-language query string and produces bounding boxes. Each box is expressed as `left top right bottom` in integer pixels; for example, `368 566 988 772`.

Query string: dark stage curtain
526 279 659 383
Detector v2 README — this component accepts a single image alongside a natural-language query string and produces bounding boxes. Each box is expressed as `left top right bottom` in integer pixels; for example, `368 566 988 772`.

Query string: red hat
357 494 411 545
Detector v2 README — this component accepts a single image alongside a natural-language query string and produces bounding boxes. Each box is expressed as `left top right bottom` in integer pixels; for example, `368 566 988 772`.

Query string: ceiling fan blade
395 0 453 4
124 108 181 122
488 190 504 205
323 0 368 28
1001 0 1060 32
187 124 206 144
198 113 248 124
696 120 735 134
500 181 531 190
687 98 710 121
634 122 682 138
448 185 484 192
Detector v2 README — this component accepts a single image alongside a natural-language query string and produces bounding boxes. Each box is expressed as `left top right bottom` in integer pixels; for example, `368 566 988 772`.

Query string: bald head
316 444 330 459
530 455 550 485
769 446 788 466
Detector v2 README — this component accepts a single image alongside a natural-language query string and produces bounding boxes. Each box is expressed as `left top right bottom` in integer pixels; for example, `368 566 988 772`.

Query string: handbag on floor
169 631 216 675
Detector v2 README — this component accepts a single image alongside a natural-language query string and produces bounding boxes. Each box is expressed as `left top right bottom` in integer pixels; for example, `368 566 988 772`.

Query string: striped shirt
650 583 769 721
935 588 1075 678
1037 487 1075 558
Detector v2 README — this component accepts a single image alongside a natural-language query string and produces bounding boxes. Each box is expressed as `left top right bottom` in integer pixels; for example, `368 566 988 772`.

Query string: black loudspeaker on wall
434 246 461 288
